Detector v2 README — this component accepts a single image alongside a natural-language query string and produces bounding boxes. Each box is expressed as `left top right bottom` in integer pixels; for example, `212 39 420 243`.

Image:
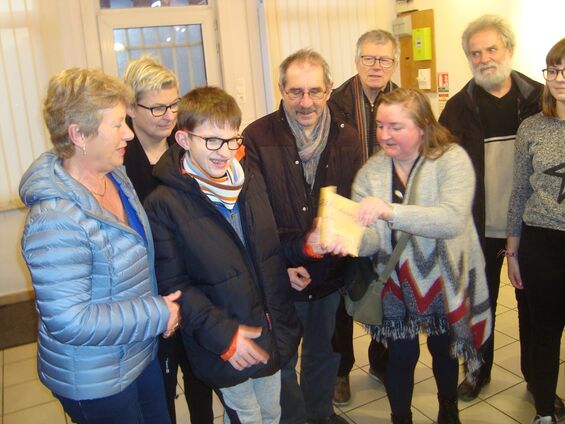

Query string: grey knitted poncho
354 144 492 376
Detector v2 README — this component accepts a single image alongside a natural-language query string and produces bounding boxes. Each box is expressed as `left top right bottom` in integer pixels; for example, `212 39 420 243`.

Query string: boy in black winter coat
144 86 307 423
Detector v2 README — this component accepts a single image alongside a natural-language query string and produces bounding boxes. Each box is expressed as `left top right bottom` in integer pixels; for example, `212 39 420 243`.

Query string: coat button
295 160 299 165
302 206 307 212
340 123 344 128
308 294 313 299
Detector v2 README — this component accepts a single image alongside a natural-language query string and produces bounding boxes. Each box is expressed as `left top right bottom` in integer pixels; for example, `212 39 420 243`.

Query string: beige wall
0 208 31 302
423 0 564 114
1 0 564 299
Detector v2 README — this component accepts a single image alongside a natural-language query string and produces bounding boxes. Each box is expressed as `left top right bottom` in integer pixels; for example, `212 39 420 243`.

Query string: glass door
97 1 221 94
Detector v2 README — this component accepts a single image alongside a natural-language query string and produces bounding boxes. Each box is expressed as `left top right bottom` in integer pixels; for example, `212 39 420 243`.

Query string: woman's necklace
90 177 107 198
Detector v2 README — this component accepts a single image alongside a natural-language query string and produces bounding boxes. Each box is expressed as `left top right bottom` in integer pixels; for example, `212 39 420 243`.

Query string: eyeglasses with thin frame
137 99 181 117
542 68 565 81
283 88 327 101
360 55 395 69
186 131 244 151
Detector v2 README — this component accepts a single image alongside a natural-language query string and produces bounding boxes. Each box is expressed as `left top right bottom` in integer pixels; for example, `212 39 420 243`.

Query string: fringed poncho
353 144 492 377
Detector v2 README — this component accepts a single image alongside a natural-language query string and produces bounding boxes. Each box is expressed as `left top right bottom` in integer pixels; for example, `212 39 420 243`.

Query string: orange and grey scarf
181 152 244 210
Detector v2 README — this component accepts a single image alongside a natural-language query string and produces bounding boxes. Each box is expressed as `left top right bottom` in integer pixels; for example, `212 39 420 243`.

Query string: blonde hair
377 88 456 160
43 68 133 159
124 56 179 104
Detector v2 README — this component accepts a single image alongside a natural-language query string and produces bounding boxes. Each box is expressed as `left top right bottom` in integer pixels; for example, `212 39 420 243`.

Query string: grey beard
472 61 512 92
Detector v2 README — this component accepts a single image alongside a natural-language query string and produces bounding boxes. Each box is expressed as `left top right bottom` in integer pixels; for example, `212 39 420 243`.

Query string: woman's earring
82 145 87 156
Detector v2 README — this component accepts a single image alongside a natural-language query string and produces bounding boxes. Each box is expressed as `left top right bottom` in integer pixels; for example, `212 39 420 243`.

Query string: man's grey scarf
283 103 331 187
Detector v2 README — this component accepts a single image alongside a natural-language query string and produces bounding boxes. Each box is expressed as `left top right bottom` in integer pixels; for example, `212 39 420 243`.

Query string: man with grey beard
439 16 564 419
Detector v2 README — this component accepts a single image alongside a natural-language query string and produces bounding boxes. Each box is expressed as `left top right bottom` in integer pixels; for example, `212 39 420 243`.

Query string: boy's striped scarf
181 151 244 210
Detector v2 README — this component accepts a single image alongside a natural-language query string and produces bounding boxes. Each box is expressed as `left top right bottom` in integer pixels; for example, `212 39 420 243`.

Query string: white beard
471 54 513 92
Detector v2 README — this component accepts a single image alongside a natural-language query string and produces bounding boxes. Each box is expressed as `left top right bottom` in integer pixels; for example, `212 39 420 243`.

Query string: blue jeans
281 291 341 423
55 358 170 424
219 371 281 424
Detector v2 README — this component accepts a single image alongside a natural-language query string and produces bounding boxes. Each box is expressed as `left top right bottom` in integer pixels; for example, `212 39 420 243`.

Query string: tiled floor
1 262 563 423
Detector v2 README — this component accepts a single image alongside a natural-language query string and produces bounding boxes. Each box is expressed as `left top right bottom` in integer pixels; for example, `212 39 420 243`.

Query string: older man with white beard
439 16 565 417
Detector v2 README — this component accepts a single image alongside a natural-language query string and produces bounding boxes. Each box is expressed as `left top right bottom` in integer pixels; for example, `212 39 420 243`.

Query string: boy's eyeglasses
186 131 244 151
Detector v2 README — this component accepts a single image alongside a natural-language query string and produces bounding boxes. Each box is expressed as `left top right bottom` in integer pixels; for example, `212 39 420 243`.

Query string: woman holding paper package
348 88 491 424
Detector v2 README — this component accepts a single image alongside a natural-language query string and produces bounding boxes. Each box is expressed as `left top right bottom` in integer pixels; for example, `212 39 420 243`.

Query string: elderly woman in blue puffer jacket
19 67 181 424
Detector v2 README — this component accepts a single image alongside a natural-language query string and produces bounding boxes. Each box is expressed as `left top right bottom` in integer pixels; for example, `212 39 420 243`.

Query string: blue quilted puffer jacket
19 151 170 400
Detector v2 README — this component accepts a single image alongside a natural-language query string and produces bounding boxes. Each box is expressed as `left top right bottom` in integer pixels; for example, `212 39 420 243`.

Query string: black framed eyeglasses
187 131 244 151
283 88 327 101
137 99 181 117
542 68 565 81
360 56 395 69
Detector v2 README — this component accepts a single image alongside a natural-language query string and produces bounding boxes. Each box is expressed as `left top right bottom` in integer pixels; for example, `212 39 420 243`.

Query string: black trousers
519 224 564 417
158 334 214 424
332 295 387 377
475 238 532 383
477 237 505 379
386 333 458 417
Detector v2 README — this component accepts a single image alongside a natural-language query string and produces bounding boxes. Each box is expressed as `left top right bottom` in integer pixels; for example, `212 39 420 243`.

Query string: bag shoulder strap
378 156 425 282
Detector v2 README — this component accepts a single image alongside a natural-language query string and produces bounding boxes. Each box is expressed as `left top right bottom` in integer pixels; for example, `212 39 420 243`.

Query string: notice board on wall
398 9 437 92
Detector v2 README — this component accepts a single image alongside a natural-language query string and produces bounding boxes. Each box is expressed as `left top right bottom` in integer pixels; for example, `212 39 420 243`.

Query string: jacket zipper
237 174 274 332
197 174 274 335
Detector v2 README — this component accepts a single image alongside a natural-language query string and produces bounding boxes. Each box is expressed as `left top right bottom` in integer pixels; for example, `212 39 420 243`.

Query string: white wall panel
0 0 50 210
263 0 396 108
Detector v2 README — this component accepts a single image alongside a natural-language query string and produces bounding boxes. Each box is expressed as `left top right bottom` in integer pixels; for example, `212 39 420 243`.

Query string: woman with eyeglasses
506 38 565 424
123 56 215 424
124 56 180 203
19 67 180 423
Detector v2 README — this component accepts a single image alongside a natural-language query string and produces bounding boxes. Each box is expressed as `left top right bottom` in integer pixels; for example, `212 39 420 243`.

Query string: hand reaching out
228 325 270 371
163 290 181 338
322 235 351 257
305 219 350 257
305 218 324 257
288 266 311 291
357 196 392 226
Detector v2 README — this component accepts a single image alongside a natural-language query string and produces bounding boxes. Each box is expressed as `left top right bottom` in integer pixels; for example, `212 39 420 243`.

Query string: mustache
478 61 498 71
297 107 316 114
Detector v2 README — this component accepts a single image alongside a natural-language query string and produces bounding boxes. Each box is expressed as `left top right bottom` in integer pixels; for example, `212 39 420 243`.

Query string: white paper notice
417 68 432 90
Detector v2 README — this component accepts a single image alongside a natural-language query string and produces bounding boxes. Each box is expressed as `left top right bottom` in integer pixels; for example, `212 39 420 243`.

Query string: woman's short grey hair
43 68 133 159
278 48 332 89
461 15 515 57
355 29 400 62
